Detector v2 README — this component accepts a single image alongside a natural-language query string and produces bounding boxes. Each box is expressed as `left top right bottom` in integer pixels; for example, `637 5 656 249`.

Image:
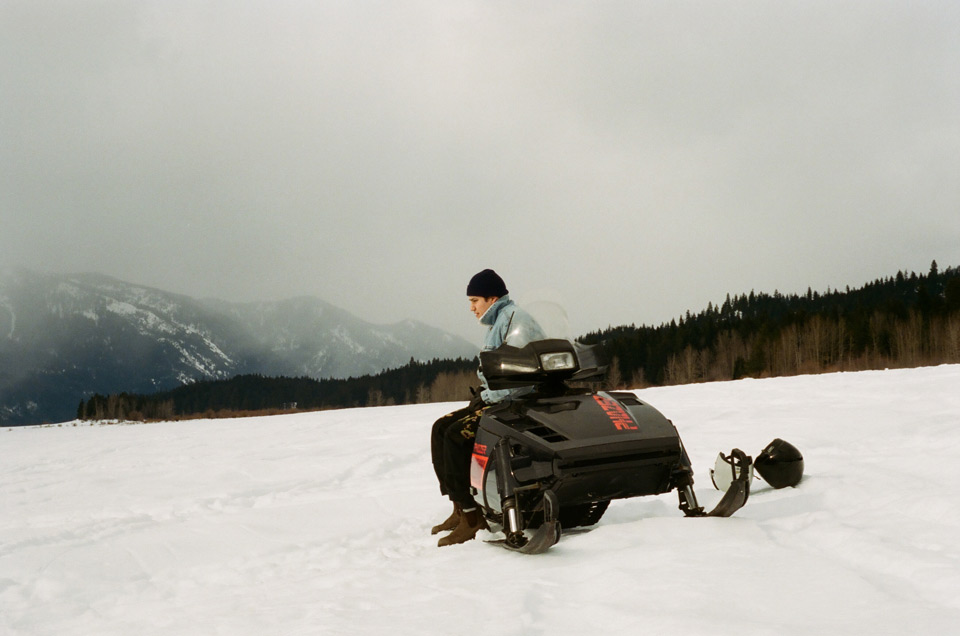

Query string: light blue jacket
477 295 546 403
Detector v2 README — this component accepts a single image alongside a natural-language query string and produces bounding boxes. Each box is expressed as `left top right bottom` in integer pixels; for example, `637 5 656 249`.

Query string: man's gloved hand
468 387 486 411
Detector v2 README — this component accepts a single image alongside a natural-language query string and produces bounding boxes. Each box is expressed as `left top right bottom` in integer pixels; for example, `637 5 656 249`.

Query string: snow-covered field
3 366 960 635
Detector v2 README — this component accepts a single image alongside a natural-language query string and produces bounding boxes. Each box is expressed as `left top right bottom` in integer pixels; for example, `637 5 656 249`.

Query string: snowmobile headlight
710 451 754 492
539 351 576 372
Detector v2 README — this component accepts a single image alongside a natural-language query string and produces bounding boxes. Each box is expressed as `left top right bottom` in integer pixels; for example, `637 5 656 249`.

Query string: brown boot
437 507 485 547
431 503 461 535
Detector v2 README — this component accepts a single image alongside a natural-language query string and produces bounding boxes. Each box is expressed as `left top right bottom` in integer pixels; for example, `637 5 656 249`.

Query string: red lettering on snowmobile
593 395 638 431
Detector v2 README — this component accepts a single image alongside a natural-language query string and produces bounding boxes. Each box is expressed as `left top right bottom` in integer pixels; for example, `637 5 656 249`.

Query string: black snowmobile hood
497 391 682 459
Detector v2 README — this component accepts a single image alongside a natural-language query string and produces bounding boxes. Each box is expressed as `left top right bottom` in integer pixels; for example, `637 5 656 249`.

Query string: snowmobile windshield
503 319 544 348
484 297 605 389
503 299 569 348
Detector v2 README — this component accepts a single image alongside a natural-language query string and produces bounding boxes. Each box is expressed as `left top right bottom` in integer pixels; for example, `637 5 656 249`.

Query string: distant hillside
0 270 476 425
582 262 960 387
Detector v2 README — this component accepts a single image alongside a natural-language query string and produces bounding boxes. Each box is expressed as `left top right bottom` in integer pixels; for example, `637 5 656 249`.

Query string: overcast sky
2 1 958 341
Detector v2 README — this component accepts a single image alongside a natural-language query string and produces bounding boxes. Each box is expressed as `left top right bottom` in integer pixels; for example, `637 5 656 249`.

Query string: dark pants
431 405 483 508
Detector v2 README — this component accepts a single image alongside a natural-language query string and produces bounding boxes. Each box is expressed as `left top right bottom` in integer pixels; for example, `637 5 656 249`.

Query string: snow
3 366 960 635
101 298 233 377
332 325 365 354
105 299 140 318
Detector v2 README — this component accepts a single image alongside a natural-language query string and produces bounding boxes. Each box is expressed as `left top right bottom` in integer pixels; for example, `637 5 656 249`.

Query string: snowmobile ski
486 490 561 554
486 521 561 554
705 448 751 517
679 449 752 518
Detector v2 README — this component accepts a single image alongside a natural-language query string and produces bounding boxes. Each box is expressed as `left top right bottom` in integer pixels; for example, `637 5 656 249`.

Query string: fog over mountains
0 270 476 425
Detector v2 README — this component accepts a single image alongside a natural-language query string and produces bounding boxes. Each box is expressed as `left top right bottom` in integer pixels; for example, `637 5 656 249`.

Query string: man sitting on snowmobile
430 269 545 547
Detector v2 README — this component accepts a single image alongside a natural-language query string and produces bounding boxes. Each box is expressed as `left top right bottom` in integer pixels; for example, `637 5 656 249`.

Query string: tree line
78 262 960 421
582 261 960 387
77 357 478 421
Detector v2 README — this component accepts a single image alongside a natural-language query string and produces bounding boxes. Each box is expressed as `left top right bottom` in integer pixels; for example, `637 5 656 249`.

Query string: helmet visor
710 451 754 492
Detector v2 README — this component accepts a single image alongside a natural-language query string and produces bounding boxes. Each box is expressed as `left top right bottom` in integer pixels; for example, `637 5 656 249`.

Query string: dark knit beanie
466 269 508 298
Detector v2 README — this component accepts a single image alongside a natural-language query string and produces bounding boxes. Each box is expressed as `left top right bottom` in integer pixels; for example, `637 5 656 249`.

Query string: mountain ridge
0 269 476 425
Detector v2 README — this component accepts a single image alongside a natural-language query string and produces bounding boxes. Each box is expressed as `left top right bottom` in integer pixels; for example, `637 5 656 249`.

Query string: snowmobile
470 338 753 554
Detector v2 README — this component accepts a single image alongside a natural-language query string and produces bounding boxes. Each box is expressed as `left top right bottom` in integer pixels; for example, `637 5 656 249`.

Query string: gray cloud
2 0 958 341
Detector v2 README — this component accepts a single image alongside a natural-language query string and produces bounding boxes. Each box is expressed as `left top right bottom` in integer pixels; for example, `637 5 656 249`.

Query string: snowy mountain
0 269 476 425
3 365 958 635
201 296 473 380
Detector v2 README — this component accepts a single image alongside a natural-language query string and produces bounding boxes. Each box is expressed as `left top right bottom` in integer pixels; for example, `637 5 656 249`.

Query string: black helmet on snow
755 438 804 488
